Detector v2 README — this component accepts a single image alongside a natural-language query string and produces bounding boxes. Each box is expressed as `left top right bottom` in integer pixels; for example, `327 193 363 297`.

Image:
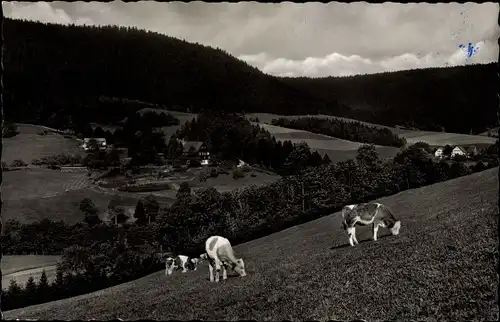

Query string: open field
247 113 498 148
3 124 84 165
3 169 91 200
2 185 174 224
2 255 61 290
246 112 394 130
254 122 401 162
6 168 498 320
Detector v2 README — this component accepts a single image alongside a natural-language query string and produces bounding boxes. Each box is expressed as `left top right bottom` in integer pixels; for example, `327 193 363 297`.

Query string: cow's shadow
330 234 391 250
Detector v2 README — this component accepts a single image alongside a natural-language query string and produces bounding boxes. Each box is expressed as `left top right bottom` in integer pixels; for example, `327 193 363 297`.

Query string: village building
82 137 107 151
177 139 211 165
451 145 477 159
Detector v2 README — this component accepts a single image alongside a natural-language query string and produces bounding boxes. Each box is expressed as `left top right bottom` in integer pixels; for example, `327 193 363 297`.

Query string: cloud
239 39 497 77
4 1 499 77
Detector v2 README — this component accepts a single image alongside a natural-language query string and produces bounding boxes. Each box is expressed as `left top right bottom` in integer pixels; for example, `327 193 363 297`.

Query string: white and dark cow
204 236 246 282
341 202 401 246
165 255 201 276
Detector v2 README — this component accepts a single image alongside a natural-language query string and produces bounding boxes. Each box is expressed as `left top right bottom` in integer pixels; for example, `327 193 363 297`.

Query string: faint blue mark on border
458 42 479 58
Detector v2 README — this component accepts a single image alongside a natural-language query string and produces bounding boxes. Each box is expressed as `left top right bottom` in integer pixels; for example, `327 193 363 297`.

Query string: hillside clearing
247 113 497 148
254 122 401 162
3 124 83 164
2 256 61 290
5 167 498 321
3 169 91 201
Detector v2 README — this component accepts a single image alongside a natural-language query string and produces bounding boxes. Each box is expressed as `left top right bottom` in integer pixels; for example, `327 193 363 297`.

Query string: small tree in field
37 269 50 302
24 276 37 306
134 200 147 225
80 198 102 227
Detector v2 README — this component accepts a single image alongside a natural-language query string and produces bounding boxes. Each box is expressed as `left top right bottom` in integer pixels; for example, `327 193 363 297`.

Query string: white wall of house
434 148 444 158
451 146 466 157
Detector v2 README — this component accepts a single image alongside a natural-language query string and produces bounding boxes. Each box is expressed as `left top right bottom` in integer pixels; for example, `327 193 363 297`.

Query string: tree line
280 63 497 134
271 116 407 147
5 18 493 136
172 111 331 175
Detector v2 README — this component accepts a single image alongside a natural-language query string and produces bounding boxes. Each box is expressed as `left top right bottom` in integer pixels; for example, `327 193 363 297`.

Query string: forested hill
281 63 497 134
4 18 496 135
3 18 334 128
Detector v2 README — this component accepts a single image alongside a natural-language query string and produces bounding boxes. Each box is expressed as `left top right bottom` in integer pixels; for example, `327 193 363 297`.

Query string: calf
341 202 401 247
165 255 201 276
205 236 246 282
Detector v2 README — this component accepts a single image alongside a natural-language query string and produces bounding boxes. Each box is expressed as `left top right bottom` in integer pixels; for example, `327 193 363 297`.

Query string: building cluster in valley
80 137 211 166
433 145 478 159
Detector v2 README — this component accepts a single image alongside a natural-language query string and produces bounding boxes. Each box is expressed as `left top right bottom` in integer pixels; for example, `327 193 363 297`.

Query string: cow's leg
214 258 222 282
181 262 187 273
222 263 228 280
208 261 215 282
347 226 357 246
373 223 379 241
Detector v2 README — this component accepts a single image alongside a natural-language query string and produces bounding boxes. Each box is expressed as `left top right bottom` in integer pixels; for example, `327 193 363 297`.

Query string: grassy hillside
248 113 498 149
6 167 498 321
281 63 497 134
4 18 495 135
2 255 61 290
3 124 83 165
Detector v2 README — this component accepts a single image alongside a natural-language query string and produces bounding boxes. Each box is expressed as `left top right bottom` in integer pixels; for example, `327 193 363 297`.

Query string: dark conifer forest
4 18 497 134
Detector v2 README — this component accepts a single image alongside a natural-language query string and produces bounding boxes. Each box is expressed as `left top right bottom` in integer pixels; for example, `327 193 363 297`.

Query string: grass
247 113 497 148
3 169 91 200
2 185 173 224
254 122 401 162
2 255 61 290
3 124 84 165
1 255 61 276
5 167 498 321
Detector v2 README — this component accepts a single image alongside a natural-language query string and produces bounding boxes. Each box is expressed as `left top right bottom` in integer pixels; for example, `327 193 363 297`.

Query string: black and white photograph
0 1 498 320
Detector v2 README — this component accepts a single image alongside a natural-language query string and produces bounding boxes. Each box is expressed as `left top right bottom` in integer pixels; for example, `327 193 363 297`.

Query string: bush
453 154 467 162
11 159 28 167
210 168 219 178
232 168 245 180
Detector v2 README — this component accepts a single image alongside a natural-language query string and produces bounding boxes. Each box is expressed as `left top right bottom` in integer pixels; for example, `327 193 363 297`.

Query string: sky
4 1 499 77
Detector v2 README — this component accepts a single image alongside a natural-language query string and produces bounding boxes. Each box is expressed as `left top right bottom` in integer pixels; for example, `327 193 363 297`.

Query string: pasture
2 255 61 290
5 167 498 321
3 124 83 165
247 112 498 148
2 186 162 224
254 122 401 162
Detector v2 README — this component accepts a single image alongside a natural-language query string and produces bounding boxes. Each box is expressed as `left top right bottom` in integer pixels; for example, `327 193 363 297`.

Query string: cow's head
390 221 401 235
233 258 246 277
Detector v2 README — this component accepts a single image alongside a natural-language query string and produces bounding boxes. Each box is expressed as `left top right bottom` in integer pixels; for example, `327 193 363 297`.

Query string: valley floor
5 168 499 321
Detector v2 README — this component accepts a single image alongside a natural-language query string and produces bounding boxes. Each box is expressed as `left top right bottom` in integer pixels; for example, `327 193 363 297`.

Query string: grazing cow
165 255 201 276
205 236 246 282
341 202 401 247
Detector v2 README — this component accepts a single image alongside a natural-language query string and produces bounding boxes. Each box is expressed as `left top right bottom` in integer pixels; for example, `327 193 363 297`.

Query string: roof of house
462 146 477 153
182 141 204 153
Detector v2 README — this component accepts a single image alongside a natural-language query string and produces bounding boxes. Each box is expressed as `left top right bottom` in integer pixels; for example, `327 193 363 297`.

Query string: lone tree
79 198 101 227
134 200 147 225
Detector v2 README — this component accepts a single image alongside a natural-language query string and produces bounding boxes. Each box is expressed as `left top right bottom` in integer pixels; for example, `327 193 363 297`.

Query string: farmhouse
82 138 107 151
451 145 477 159
178 140 211 165
434 147 444 158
